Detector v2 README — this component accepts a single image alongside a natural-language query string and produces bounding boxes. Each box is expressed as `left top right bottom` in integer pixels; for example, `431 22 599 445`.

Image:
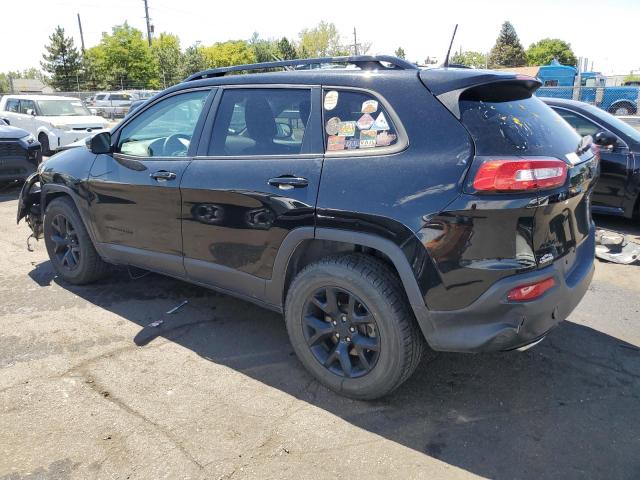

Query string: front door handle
268 176 309 190
150 170 177 181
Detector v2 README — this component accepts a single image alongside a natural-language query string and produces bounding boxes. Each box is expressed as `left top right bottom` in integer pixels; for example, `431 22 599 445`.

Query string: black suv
17 56 598 399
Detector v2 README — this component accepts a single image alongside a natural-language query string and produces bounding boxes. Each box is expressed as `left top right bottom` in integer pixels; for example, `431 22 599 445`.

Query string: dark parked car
0 118 41 182
542 97 640 219
17 56 598 399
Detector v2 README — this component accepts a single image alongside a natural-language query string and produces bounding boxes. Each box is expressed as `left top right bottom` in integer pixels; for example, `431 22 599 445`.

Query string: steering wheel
162 133 191 156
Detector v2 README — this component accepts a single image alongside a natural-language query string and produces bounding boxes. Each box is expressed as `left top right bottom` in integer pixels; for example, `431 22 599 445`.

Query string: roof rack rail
185 55 417 82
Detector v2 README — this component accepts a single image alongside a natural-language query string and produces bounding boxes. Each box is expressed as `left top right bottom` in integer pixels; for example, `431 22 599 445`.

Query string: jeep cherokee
17 56 598 399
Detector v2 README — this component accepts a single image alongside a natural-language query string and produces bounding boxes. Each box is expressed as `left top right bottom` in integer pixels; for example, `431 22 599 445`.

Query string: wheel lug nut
349 327 355 333
332 320 337 326
335 333 340 338
341 315 347 322
345 337 351 342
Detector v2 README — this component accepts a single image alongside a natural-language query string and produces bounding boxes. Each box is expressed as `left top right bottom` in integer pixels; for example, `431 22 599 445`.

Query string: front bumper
0 156 37 181
422 224 596 353
51 128 106 150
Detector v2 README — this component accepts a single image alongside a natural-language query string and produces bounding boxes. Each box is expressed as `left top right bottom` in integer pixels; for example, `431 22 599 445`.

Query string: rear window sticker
325 117 341 135
359 130 377 148
338 121 356 137
324 90 339 110
356 113 374 130
345 138 360 149
361 99 378 114
376 131 397 146
372 112 390 131
327 135 346 151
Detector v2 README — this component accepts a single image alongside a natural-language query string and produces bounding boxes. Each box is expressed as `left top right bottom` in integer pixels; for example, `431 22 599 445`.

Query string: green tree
181 43 207 78
298 21 348 57
96 23 158 89
394 47 406 60
277 37 298 60
82 45 108 90
526 38 577 67
40 26 82 91
203 40 256 68
249 33 278 63
451 50 487 68
152 33 183 87
488 21 526 68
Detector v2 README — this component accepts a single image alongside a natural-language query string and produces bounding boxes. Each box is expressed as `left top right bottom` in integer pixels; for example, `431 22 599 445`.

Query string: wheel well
43 191 72 211
282 239 400 305
609 101 637 114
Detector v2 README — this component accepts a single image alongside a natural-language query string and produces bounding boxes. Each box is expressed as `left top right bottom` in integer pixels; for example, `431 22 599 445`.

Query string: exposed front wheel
285 254 425 400
38 133 52 156
43 197 110 284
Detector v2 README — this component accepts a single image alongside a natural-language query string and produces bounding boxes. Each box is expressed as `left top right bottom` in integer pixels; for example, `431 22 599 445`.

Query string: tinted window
322 89 398 152
110 94 131 101
459 87 581 156
19 100 36 114
118 90 209 158
553 109 600 137
209 88 311 156
5 99 19 112
96 94 106 100
543 80 558 87
578 102 640 144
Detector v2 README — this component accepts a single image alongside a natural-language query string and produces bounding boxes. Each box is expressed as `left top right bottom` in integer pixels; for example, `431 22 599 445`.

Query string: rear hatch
455 80 597 270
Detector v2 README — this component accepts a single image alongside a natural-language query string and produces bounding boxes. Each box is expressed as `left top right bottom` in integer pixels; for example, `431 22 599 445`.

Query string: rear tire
38 133 52 156
608 103 637 116
43 197 110 284
284 253 425 400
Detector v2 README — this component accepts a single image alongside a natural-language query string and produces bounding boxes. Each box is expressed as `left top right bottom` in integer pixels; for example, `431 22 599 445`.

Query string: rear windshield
460 86 581 157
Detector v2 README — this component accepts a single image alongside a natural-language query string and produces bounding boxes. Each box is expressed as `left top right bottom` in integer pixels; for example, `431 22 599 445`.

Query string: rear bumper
422 223 595 353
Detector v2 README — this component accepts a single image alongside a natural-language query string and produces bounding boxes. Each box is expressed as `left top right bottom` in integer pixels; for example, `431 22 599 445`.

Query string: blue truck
535 59 640 115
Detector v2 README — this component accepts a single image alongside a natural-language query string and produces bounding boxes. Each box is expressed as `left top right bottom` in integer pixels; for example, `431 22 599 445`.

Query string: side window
543 80 559 87
555 109 600 137
19 100 36 114
209 88 311 156
117 90 209 158
322 89 399 152
95 94 106 101
5 99 19 112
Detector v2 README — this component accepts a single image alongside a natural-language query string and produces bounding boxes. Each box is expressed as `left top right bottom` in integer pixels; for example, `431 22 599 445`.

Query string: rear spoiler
420 68 542 119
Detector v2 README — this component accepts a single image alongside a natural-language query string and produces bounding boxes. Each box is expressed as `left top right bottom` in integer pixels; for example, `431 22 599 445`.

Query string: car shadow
29 260 640 479
594 214 640 243
0 181 22 203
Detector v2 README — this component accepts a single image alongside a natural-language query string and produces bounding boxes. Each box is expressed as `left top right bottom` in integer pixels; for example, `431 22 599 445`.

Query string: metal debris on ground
595 229 640 265
148 319 164 328
166 300 188 314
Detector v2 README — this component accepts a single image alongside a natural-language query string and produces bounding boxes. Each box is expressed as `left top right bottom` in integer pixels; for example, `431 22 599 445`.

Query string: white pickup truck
0 95 107 154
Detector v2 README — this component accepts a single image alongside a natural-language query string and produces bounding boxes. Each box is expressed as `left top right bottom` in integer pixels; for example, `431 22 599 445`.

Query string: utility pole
77 13 85 53
352 27 359 56
143 0 152 46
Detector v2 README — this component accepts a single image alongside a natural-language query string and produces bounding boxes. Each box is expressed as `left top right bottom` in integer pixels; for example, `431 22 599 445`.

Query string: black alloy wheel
49 213 81 271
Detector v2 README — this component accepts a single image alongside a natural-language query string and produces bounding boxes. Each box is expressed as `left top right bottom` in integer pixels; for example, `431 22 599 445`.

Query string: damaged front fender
16 172 43 240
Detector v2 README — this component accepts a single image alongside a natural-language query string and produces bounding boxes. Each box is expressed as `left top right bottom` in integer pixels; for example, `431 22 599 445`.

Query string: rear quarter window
322 90 399 153
459 85 581 157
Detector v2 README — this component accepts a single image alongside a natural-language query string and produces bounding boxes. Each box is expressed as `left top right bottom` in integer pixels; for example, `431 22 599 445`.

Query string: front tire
285 254 425 400
43 197 110 284
608 103 637 116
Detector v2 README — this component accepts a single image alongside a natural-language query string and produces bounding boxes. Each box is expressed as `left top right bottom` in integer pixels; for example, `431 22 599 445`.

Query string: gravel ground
0 182 639 480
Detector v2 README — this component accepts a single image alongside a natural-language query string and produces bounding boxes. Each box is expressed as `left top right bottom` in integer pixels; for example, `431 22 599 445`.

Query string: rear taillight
507 277 555 302
473 158 568 192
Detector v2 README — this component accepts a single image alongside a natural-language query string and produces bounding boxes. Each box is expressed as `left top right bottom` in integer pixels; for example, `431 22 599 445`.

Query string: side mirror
88 131 112 154
593 130 618 148
275 122 293 139
26 109 36 116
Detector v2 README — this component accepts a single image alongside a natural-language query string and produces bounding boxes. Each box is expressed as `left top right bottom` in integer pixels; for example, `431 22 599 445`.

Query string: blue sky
2 0 638 75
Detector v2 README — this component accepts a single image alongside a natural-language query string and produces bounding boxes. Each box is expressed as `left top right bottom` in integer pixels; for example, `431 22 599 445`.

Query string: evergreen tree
277 37 298 60
40 26 82 91
488 21 526 68
394 47 406 60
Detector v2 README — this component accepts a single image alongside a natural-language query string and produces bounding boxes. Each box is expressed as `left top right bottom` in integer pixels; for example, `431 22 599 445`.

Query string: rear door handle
268 176 309 190
150 170 177 181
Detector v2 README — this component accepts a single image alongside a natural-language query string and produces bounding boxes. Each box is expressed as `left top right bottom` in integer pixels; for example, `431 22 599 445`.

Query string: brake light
507 277 555 302
473 158 568 192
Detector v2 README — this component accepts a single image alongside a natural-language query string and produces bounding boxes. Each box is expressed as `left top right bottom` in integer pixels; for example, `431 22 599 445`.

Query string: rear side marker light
507 277 556 302
473 158 568 192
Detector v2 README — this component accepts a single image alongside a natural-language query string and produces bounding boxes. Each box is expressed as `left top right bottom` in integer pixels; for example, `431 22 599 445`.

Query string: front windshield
37 99 91 116
581 103 640 144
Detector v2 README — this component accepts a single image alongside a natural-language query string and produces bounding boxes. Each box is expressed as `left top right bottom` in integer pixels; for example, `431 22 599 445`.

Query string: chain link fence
535 84 640 117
